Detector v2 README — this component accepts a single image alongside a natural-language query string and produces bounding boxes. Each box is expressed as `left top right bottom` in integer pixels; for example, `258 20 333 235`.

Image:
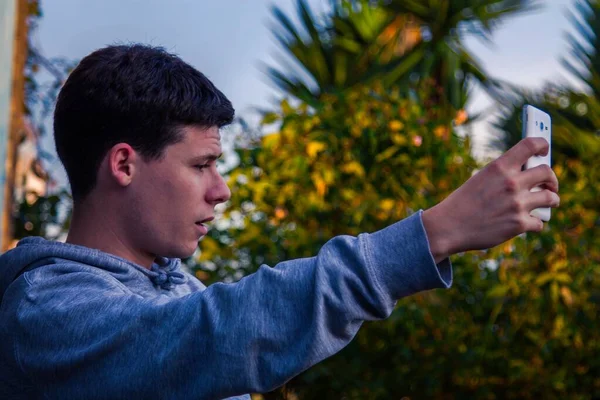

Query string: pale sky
34 0 577 179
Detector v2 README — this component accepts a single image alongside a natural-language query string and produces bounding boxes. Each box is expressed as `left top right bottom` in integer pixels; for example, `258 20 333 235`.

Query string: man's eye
195 164 210 171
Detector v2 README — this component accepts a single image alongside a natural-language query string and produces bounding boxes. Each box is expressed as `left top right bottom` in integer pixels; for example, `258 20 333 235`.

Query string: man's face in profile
126 125 231 259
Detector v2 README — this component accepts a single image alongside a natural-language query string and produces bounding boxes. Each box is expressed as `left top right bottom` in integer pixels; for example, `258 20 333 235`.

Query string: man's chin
161 244 198 260
180 246 199 260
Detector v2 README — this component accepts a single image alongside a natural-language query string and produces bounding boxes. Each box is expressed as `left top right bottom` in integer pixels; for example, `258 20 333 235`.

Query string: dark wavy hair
53 44 235 202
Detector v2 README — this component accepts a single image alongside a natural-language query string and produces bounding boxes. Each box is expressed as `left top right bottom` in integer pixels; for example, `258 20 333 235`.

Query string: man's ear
107 143 138 187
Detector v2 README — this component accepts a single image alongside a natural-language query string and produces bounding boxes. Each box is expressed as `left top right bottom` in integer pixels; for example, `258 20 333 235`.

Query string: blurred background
1 0 599 398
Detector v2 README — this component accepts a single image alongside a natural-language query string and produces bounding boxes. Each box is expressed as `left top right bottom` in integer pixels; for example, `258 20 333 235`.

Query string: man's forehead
175 125 221 156
203 126 221 140
183 124 221 138
178 125 222 147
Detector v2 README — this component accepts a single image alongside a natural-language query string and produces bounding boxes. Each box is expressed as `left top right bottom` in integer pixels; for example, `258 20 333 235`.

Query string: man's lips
195 217 214 236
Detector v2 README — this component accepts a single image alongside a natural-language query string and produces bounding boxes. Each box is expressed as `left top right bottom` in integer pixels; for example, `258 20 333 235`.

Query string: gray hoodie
0 211 452 399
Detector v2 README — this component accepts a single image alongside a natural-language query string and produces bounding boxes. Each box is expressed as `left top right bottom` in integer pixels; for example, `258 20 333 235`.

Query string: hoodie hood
0 236 187 301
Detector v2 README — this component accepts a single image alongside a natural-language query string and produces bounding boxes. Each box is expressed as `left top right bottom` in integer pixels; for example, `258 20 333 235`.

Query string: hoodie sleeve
12 211 451 399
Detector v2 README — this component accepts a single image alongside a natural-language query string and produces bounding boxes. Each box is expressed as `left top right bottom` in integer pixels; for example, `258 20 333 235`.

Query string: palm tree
492 0 600 156
266 0 396 107
267 0 541 111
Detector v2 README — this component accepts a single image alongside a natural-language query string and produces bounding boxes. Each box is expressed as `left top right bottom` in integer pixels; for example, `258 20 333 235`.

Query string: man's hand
423 137 560 263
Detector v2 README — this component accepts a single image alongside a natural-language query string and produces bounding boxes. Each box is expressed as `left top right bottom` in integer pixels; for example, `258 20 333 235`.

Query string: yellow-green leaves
306 141 326 158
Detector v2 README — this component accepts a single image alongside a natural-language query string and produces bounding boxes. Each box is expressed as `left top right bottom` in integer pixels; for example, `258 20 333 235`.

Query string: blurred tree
194 81 486 398
9 0 75 243
197 0 600 398
441 0 600 397
267 0 539 111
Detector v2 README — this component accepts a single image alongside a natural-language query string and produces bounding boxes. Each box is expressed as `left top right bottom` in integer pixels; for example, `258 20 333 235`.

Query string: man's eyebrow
192 153 223 163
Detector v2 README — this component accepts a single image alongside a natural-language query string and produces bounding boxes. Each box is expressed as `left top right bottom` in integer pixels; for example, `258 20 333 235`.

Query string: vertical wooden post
2 0 29 251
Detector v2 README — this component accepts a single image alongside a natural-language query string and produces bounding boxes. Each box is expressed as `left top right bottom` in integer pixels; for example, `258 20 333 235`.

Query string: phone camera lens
540 122 544 131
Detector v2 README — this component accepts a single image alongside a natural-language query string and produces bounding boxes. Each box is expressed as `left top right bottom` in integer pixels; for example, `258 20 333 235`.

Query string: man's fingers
502 137 550 168
525 188 560 210
524 215 545 233
521 164 559 193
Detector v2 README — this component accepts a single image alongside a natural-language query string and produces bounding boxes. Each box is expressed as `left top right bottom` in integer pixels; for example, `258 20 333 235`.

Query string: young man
0 44 559 399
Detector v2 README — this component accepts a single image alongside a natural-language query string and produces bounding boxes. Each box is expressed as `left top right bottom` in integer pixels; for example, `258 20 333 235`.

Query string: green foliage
195 80 476 278
13 190 68 240
562 0 600 98
267 0 539 109
198 78 600 398
267 0 393 106
477 4 600 395
485 92 600 397
197 1 600 395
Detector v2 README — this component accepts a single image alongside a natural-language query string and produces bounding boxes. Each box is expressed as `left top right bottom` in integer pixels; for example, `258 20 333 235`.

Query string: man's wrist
422 206 456 263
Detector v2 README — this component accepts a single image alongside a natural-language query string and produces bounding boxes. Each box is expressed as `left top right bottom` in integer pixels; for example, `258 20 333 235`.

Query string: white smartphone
522 105 552 221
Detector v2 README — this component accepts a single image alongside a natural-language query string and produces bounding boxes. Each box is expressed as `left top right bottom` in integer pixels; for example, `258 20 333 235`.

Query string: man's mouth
195 217 214 235
196 216 214 225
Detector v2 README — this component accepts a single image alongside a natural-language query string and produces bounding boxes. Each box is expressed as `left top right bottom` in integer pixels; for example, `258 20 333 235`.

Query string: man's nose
206 172 231 205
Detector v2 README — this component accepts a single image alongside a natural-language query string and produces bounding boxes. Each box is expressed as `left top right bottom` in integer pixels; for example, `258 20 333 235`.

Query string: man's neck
66 201 155 269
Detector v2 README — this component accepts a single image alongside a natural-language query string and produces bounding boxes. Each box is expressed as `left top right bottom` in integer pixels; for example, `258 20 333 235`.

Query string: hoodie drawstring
149 257 186 290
